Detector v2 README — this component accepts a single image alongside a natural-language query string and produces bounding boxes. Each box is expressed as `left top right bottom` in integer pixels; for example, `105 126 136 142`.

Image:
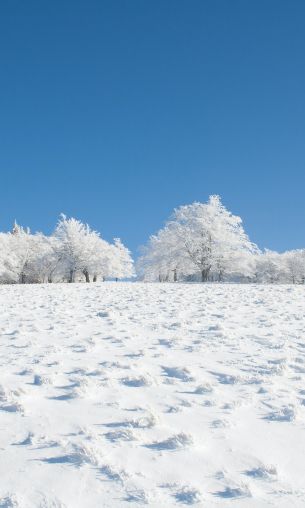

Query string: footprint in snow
121 375 153 387
210 371 240 385
104 429 136 442
291 363 305 374
0 401 23 413
174 486 202 505
124 351 145 359
42 443 100 468
32 374 52 386
264 405 297 422
193 383 214 394
16 368 33 376
166 405 183 413
211 418 230 428
125 489 150 504
71 344 87 353
12 432 34 446
161 483 202 505
49 391 77 401
215 484 251 499
99 464 127 483
244 464 277 481
84 369 104 377
104 413 157 429
0 387 23 413
145 432 193 451
162 366 194 382
96 311 109 318
202 400 216 407
0 495 19 508
36 495 66 508
158 338 176 348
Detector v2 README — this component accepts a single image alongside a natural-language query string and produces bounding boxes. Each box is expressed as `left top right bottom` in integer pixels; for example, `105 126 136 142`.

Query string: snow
0 282 305 507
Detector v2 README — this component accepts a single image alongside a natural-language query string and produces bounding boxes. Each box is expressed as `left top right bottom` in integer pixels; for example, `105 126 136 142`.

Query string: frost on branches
0 216 134 284
1 197 304 285
137 195 305 284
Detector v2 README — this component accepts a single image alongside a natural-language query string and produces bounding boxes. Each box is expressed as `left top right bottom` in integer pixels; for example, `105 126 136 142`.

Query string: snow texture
1 282 305 507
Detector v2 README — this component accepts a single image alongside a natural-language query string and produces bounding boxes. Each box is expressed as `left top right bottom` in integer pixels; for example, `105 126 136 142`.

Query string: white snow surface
1 282 305 507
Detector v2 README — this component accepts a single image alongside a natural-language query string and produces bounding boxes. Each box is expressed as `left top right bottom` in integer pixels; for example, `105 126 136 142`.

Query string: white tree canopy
0 200 304 285
0 216 134 284
138 195 260 282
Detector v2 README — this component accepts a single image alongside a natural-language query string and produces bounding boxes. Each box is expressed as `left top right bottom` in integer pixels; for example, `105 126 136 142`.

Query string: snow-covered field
1 283 305 507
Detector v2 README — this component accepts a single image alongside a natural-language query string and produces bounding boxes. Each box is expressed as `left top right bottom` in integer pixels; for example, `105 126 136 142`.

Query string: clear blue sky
1 0 304 255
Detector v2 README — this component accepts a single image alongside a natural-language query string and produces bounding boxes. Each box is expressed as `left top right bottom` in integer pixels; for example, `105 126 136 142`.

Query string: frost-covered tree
137 225 190 282
172 196 258 281
1 222 44 284
89 237 113 282
283 250 305 284
138 196 258 282
53 215 109 282
0 216 135 285
52 215 134 283
1 204 304 286
30 235 63 283
108 238 135 280
254 250 288 283
0 232 16 283
252 249 305 284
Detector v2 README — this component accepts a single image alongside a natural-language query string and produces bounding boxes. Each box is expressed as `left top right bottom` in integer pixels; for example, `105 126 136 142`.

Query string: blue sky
1 0 304 255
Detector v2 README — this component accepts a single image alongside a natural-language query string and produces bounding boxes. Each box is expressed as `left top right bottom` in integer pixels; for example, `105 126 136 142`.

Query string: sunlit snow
0 282 305 507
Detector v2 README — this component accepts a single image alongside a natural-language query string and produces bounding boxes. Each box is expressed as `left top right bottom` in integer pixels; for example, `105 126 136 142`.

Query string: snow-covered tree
137 225 190 282
138 196 258 282
108 238 135 280
0 203 304 286
53 215 110 282
283 250 305 284
0 216 135 285
30 235 63 283
1 222 44 284
254 250 288 283
0 232 16 283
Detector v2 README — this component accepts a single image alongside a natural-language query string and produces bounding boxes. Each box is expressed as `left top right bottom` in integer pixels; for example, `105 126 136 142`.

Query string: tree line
1 197 304 284
0 215 134 284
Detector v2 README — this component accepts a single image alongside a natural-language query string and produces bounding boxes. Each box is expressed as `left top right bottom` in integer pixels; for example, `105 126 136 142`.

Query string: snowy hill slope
0 282 305 507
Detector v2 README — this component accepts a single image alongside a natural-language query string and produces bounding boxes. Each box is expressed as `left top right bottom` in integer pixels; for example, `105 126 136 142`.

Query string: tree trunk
68 270 75 283
93 275 97 282
48 276 53 283
201 268 210 282
83 269 90 283
173 268 177 282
